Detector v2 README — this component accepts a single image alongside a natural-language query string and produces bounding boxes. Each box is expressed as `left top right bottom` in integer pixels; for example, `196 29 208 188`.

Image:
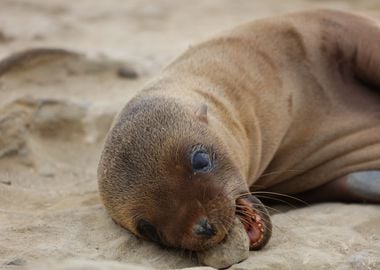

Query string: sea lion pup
98 9 380 253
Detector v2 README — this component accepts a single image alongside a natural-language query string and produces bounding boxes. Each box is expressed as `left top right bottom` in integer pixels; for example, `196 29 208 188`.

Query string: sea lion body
98 9 380 253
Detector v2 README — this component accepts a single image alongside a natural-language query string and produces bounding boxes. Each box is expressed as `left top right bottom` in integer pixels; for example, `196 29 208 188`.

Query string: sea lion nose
194 218 216 237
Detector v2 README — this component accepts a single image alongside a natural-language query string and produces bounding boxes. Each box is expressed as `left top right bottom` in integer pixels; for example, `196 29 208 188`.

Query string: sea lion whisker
254 194 299 209
236 216 251 225
129 211 145 223
236 202 296 233
212 217 233 233
220 216 235 231
250 191 309 205
236 213 274 236
236 214 255 225
247 203 284 214
247 204 302 229
235 205 272 228
235 210 250 217
235 203 251 209
235 204 268 218
257 221 275 234
242 204 273 220
220 223 229 236
236 210 269 226
237 211 274 234
235 207 263 218
235 191 264 198
235 210 256 221
235 208 251 215
243 209 270 225
234 208 249 216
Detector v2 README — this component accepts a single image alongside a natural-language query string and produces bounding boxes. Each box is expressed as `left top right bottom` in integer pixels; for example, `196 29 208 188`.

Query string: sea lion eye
137 219 160 243
191 150 212 172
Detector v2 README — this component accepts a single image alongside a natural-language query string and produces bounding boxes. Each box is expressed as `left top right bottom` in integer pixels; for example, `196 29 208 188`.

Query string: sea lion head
98 95 271 251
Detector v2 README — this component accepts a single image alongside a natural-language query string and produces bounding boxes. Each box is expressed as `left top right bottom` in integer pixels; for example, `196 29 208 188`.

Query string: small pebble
117 65 138 79
0 180 11 185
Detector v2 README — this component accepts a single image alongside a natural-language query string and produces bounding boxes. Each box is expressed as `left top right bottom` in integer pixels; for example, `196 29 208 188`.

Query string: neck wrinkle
241 86 294 189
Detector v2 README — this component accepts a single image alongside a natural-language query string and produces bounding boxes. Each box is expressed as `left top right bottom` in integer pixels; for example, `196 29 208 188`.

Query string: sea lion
98 9 380 254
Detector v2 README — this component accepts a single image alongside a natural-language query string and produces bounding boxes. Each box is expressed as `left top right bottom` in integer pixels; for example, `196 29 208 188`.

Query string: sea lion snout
194 218 216 237
161 185 235 251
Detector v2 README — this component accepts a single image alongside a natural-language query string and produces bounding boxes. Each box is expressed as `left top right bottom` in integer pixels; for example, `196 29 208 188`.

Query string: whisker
237 203 302 233
254 194 299 209
236 201 269 213
235 202 272 222
220 224 228 235
251 191 309 206
236 215 251 225
251 203 285 214
240 216 274 235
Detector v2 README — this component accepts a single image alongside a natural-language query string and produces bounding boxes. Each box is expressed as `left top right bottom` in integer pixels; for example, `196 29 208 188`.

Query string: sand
1 1 380 269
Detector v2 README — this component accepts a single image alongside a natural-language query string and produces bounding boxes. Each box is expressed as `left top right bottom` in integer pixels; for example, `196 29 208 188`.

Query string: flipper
314 10 380 89
296 171 380 203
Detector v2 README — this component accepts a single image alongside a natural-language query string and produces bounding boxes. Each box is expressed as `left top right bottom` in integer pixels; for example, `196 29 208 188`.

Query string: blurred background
2 0 380 74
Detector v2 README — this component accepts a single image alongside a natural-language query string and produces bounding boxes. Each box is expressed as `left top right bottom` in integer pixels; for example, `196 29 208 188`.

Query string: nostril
195 218 216 237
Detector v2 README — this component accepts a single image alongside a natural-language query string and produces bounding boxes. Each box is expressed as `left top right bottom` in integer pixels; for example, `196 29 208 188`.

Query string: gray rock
117 65 138 79
6 257 26 266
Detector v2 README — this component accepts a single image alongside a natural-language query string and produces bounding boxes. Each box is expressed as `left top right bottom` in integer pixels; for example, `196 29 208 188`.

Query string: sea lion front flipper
316 10 380 89
296 171 380 203
345 171 380 203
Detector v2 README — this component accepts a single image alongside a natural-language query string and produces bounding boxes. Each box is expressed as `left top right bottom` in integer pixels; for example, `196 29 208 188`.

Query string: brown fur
98 9 380 251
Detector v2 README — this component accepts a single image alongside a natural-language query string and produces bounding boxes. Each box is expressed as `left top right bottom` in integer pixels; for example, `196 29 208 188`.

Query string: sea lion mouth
235 195 272 250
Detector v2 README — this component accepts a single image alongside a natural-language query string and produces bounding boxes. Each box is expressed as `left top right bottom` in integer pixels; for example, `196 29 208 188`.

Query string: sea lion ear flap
195 104 208 124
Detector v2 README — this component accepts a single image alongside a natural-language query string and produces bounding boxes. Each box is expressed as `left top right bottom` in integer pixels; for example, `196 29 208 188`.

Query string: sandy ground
1 0 380 269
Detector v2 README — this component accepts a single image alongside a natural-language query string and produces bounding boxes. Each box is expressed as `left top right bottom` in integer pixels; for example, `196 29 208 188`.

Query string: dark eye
137 219 160 243
191 150 212 172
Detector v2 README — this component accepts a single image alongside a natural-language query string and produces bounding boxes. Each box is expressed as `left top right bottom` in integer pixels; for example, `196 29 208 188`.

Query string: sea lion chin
97 95 272 251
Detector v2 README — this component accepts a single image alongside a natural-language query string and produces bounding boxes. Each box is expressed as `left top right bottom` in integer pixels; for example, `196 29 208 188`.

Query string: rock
0 47 131 79
0 96 117 175
198 217 249 269
0 97 86 159
0 48 79 76
346 251 379 270
30 99 87 140
0 98 34 160
117 65 139 79
6 257 26 266
32 259 154 270
0 180 11 185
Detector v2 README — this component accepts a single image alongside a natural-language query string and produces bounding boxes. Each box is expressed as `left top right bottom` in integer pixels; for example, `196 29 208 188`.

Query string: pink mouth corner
236 197 266 249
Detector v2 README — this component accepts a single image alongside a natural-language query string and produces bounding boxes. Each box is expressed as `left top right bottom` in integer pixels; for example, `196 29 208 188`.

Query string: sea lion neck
144 48 295 184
